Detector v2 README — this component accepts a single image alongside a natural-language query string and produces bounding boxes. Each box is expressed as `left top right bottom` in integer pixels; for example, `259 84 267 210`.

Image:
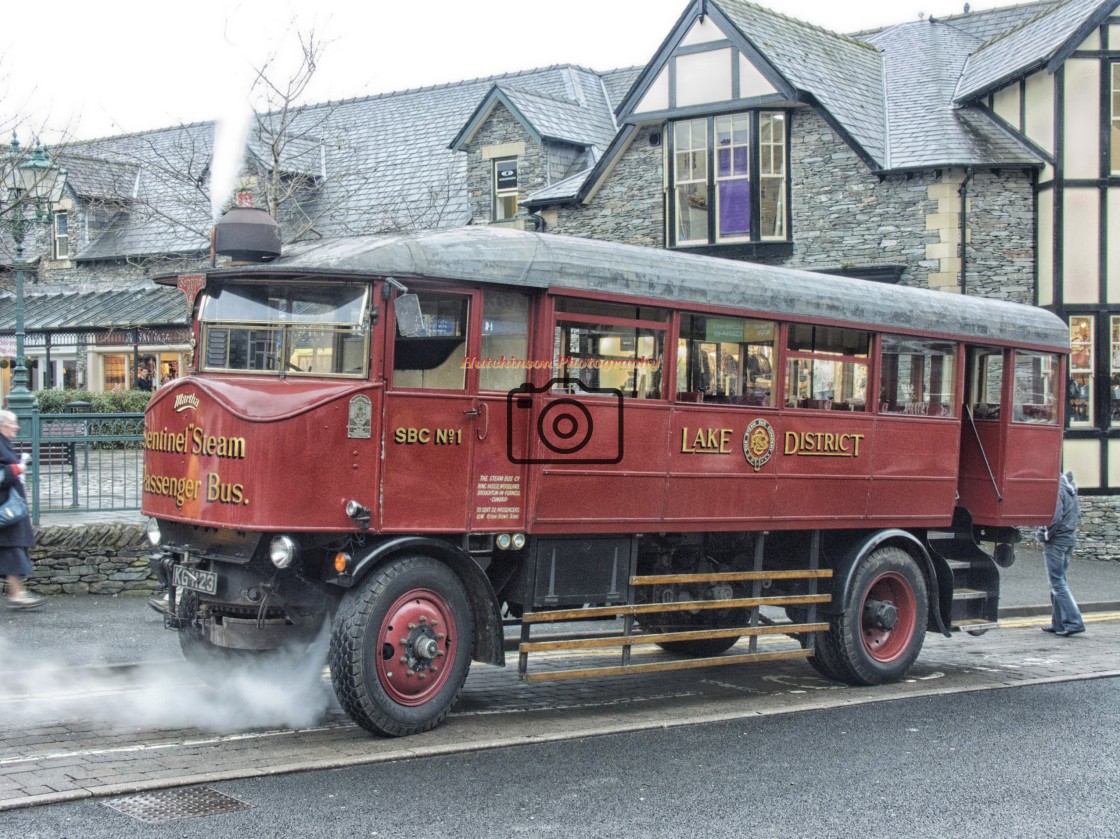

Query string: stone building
4 0 1120 553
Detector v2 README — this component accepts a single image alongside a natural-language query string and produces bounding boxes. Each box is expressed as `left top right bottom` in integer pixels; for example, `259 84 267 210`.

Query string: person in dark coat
0 410 44 609
135 366 154 391
1037 471 1084 637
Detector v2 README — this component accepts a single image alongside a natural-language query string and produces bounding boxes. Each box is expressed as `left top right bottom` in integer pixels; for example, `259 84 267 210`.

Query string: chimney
213 207 282 264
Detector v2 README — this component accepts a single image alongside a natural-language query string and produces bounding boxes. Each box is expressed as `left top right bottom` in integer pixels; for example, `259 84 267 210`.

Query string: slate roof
58 65 626 262
865 19 1043 170
714 0 887 166
0 287 188 333
61 155 141 200
451 82 618 150
708 0 1107 172
956 0 1119 101
61 124 216 261
933 1 1058 42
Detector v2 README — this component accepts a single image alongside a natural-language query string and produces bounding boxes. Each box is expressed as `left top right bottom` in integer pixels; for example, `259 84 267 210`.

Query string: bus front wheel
820 546 927 685
329 555 474 737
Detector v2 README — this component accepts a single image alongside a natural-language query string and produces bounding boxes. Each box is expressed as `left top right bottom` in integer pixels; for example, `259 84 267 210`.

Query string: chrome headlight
269 535 297 569
145 517 162 547
495 533 512 550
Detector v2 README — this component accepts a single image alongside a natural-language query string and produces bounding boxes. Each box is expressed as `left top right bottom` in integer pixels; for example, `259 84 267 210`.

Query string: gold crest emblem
743 419 775 472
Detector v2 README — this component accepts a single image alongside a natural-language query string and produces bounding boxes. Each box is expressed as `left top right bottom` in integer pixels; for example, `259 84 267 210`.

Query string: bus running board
518 567 832 683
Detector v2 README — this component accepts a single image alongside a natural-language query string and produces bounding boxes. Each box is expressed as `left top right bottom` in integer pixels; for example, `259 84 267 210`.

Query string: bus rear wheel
329 556 474 737
820 546 927 685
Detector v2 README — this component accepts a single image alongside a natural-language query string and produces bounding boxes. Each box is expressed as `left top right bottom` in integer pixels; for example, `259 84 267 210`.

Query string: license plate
173 565 218 595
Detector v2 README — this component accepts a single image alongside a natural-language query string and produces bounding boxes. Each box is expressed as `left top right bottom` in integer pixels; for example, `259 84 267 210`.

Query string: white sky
4 0 1017 143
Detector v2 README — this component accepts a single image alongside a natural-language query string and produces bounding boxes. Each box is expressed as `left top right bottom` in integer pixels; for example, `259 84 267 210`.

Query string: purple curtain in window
719 180 750 237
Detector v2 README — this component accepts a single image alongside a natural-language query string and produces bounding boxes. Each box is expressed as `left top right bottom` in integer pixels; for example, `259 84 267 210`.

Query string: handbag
0 489 29 528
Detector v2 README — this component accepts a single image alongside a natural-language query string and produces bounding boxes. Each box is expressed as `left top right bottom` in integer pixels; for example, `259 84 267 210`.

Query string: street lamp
3 133 64 422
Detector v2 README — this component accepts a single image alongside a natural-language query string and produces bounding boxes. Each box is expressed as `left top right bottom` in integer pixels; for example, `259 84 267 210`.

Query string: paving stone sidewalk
0 611 1117 813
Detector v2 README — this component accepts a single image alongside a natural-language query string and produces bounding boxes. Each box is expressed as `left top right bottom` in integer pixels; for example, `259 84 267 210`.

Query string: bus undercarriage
150 512 1010 736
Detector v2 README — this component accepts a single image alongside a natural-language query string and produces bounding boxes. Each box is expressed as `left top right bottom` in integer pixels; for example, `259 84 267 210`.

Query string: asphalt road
5 677 1116 838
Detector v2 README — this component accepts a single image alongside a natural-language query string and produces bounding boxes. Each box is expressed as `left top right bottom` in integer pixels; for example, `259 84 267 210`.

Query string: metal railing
14 411 145 524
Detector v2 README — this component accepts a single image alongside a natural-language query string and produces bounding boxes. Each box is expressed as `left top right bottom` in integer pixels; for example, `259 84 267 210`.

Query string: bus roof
209 227 1069 352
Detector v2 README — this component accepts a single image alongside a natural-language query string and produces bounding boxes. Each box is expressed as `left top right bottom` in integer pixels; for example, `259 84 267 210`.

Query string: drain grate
104 786 254 823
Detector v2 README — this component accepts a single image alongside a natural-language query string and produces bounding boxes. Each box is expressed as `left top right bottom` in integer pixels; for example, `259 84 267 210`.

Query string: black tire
329 556 474 737
820 546 928 685
655 636 740 657
806 629 847 681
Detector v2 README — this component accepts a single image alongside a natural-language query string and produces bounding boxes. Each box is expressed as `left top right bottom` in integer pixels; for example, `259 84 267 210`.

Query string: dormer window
670 111 788 247
493 158 519 221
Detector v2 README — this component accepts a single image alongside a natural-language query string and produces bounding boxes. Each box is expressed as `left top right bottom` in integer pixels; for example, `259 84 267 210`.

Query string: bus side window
676 314 775 406
969 348 1004 419
784 324 869 411
480 290 531 392
879 336 957 417
1012 351 1059 424
392 292 469 390
554 299 668 399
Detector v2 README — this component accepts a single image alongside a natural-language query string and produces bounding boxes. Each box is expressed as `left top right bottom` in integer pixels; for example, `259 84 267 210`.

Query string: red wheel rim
860 571 916 663
375 588 457 706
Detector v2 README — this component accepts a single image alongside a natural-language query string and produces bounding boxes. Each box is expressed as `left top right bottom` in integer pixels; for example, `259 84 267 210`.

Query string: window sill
671 242 793 261
487 218 528 230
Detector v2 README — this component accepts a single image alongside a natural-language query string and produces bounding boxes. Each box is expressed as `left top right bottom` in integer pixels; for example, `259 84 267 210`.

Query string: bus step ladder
517 568 832 683
951 617 999 634
928 533 1000 630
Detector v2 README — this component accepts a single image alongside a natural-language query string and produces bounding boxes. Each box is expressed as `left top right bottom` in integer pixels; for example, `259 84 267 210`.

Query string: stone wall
1073 496 1120 561
549 125 666 247
25 523 159 596
782 111 938 287
964 169 1036 304
465 105 549 225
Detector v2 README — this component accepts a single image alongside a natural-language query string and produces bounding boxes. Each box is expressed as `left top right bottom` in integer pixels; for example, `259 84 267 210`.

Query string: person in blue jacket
1037 471 1085 637
0 410 44 610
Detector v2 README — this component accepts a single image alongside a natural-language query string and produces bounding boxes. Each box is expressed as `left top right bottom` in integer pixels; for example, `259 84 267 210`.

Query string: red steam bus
143 219 1067 737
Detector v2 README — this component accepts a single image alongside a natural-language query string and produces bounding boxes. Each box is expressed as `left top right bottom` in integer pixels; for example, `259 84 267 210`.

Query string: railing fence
13 411 145 524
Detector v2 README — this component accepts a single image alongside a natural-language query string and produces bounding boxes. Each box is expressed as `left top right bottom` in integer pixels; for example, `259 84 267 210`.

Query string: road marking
999 611 1120 630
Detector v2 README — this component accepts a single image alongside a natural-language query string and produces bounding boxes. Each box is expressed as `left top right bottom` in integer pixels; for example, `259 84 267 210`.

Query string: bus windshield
198 280 370 377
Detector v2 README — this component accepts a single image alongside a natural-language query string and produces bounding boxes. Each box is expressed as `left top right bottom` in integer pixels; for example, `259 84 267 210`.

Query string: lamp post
3 133 63 423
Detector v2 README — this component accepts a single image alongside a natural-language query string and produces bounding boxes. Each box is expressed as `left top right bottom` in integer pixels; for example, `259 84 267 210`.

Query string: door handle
466 402 490 440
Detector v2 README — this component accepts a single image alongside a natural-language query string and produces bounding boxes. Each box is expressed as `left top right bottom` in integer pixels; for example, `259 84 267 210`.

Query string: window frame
493 157 519 222
52 210 68 260
668 109 791 248
198 280 372 379
1112 63 1120 175
391 290 472 391
553 306 668 401
878 334 958 418
675 312 777 407
783 324 871 412
1069 314 1094 428
1011 350 1059 425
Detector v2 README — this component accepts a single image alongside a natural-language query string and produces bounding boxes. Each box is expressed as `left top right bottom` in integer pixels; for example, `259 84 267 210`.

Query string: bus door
380 287 530 533
1001 348 1062 522
958 346 1007 523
